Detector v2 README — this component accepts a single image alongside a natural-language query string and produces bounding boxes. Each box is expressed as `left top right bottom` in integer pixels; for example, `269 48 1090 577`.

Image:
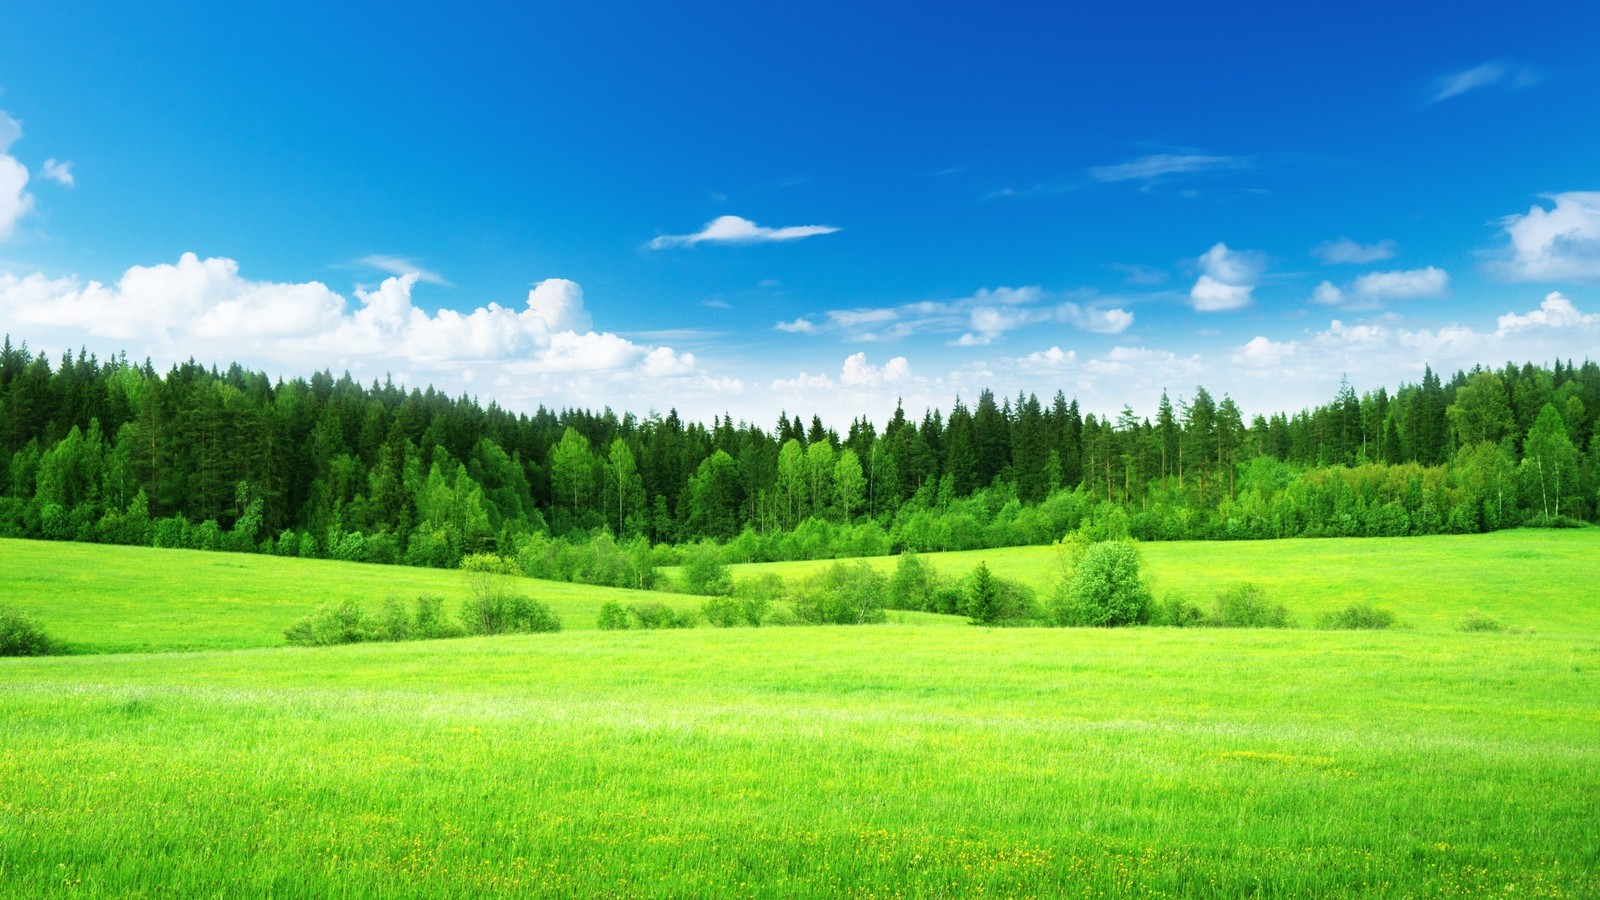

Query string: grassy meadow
3 530 1599 897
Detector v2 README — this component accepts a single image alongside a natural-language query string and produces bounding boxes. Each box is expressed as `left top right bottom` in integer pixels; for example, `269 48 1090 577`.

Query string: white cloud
0 111 33 240
1496 291 1600 334
1313 237 1394 264
775 317 818 334
649 215 840 249
1490 192 1600 282
40 159 73 187
1232 336 1298 367
1428 61 1539 104
1189 243 1263 312
1018 346 1077 373
1312 266 1449 310
1088 154 1243 186
0 253 727 415
953 298 1134 345
839 352 911 387
358 254 446 285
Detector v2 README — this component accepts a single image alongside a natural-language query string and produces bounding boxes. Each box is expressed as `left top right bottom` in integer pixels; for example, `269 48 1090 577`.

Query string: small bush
629 602 697 630
411 595 463 639
1209 583 1291 628
597 601 632 630
964 562 1040 626
1318 602 1396 630
680 541 733 596
1150 595 1206 627
284 600 374 646
888 551 939 612
1050 540 1151 627
791 561 888 625
1457 610 1507 633
0 605 59 656
376 597 413 641
731 573 782 626
461 594 562 635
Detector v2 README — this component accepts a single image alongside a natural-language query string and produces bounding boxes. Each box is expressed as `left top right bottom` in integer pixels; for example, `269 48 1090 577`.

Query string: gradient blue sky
3 1 1599 424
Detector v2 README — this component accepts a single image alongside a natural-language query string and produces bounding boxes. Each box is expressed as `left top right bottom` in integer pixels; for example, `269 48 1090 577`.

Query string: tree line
3 334 1596 570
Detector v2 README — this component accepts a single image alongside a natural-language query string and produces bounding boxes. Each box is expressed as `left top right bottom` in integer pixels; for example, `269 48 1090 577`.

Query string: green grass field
3 531 1599 897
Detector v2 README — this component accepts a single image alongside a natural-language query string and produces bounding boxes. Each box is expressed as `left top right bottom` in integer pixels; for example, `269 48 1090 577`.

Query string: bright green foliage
887 550 938 611
0 604 58 656
679 540 732 596
628 602 697 629
791 561 888 625
962 561 1038 625
1208 583 1292 628
284 600 373 646
596 601 631 630
1050 540 1152 626
1318 602 1397 630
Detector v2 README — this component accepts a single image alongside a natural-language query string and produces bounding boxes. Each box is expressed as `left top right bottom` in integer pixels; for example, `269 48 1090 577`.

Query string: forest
3 335 1596 575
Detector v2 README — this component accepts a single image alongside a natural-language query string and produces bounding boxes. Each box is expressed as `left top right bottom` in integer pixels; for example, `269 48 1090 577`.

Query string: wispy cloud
1313 237 1395 264
1428 61 1540 104
649 215 839 249
358 254 447 285
777 285 1134 344
1089 153 1245 187
40 159 74 188
775 317 818 334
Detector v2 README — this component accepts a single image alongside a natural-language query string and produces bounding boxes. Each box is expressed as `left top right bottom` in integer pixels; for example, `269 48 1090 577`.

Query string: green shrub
412 595 462 639
731 573 782 625
1209 583 1291 628
680 541 733 596
964 562 1040 626
1318 602 1396 630
1050 540 1151 627
888 551 938 611
461 593 561 635
1150 595 1206 627
702 595 744 628
284 600 374 646
597 601 632 630
0 605 60 656
1457 610 1506 632
629 602 697 629
791 561 888 625
376 597 413 641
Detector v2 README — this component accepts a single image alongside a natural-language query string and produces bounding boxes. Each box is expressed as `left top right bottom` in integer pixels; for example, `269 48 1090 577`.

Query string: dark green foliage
791 561 888 625
1318 603 1397 630
0 605 59 656
679 541 732 596
963 562 1039 625
597 601 632 630
628 602 697 630
1050 540 1152 627
1149 596 1206 627
1209 583 1292 628
284 600 373 646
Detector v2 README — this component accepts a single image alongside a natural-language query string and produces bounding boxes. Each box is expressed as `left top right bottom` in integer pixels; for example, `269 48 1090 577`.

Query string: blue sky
3 1 1600 425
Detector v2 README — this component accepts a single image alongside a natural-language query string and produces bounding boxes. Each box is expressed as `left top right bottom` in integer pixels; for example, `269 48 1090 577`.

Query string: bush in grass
1149 595 1206 627
284 600 374 646
888 551 939 611
731 573 783 625
1318 602 1396 630
791 561 888 625
629 602 697 629
1457 610 1506 633
376 597 413 641
411 595 462 639
0 605 60 656
1209 583 1292 628
461 593 561 635
680 541 733 596
702 594 744 627
1050 540 1151 627
964 562 1040 626
597 601 632 630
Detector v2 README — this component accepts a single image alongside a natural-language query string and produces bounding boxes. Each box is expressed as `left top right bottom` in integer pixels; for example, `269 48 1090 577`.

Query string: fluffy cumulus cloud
1189 243 1263 312
0 253 739 414
1232 336 1298 367
1313 237 1394 264
1312 266 1449 310
1491 192 1600 282
1496 291 1600 334
0 111 34 240
649 215 839 249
